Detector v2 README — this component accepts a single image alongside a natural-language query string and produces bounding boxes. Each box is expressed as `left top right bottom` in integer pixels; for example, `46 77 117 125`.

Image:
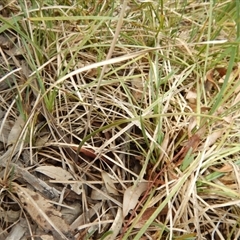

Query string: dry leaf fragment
186 90 197 104
101 171 119 195
35 166 73 180
35 227 64 240
11 163 60 199
173 133 201 166
0 207 20 223
134 207 157 228
35 134 49 147
61 202 82 225
70 202 102 232
40 235 54 240
204 129 224 149
4 44 28 56
131 77 144 101
0 34 16 49
16 185 74 240
71 146 110 164
218 65 240 83
6 218 28 240
104 207 123 240
35 166 82 195
0 120 11 145
7 115 25 146
91 188 108 200
205 67 227 92
188 116 197 137
186 134 201 151
70 182 82 195
123 182 148 218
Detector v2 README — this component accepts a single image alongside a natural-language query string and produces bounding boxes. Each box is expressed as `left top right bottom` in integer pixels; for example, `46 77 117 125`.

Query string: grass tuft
0 0 240 239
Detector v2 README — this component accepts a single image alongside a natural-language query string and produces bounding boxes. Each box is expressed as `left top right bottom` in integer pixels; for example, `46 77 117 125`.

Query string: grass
0 0 240 239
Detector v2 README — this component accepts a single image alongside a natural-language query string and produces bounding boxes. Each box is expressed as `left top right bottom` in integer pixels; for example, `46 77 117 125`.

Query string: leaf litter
15 184 75 240
123 182 148 218
0 1 240 240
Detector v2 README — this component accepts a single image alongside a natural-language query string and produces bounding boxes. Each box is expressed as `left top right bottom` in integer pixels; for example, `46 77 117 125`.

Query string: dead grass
0 0 240 239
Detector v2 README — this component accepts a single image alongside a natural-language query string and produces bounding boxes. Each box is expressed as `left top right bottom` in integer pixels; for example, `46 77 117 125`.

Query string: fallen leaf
35 166 82 195
187 134 201 150
4 44 28 56
6 218 28 240
0 207 20 223
204 129 224 149
123 182 148 218
35 134 49 147
218 65 240 83
134 207 157 228
70 182 82 195
7 115 25 146
35 166 73 181
71 146 110 164
131 77 144 101
77 147 96 158
173 133 201 166
15 185 74 240
188 116 197 137
214 67 228 78
0 34 16 49
40 235 54 240
61 202 81 225
104 207 123 240
0 67 22 93
205 67 227 92
0 119 11 145
91 188 108 200
70 202 102 232
222 116 233 124
101 171 119 195
186 90 197 104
